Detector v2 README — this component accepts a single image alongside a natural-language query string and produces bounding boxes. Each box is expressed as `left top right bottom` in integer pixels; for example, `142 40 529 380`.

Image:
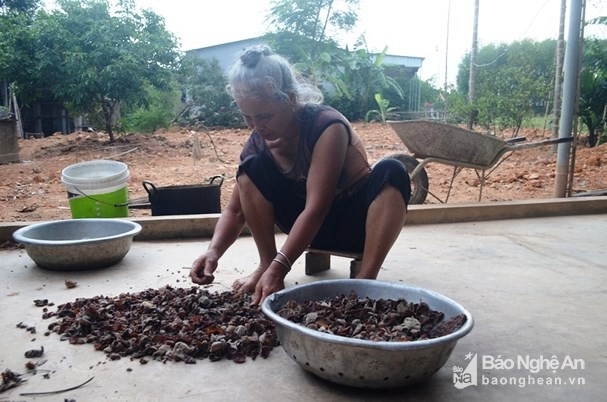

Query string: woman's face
236 92 295 141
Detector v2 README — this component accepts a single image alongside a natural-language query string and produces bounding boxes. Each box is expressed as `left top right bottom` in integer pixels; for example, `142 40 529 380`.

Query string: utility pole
554 0 584 197
444 0 451 94
442 0 452 122
467 0 479 130
550 0 567 154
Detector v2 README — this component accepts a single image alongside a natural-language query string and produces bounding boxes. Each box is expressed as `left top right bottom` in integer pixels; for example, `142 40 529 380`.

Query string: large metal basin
262 279 474 388
12 219 142 271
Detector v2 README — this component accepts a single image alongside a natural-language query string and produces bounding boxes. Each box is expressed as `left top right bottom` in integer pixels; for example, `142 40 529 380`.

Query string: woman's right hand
189 184 246 287
190 250 218 285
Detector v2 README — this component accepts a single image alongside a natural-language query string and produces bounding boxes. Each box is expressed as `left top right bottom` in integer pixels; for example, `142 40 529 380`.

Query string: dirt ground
1 122 605 223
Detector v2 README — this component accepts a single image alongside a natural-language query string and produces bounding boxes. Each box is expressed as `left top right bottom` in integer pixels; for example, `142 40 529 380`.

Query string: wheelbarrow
383 120 573 204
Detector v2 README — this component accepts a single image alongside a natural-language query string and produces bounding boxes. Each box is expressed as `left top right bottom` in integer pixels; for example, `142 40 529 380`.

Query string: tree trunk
586 120 597 147
102 99 115 143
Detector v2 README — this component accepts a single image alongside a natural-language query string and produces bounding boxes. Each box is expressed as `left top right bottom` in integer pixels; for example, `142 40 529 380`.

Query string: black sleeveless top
240 104 370 196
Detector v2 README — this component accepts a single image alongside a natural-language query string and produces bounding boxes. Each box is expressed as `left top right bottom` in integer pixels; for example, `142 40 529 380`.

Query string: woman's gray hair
226 44 323 105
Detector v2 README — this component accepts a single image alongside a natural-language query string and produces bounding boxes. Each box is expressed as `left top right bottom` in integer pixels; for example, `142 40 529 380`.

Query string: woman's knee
374 158 409 181
237 172 265 203
368 159 412 206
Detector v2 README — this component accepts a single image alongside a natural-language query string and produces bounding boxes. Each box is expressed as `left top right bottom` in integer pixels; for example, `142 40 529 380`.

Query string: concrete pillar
0 119 20 164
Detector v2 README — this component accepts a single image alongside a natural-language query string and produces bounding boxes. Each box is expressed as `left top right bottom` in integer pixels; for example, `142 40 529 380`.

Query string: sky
135 0 606 85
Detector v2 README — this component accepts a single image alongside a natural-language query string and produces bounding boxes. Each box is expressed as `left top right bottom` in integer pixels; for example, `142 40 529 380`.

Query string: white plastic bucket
61 160 130 218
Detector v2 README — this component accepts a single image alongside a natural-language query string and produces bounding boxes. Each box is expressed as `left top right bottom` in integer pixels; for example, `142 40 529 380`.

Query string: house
186 38 264 72
187 37 425 111
187 37 424 79
20 102 76 137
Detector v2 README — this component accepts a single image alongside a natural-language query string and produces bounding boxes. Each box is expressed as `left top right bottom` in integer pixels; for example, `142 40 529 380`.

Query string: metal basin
261 279 474 388
12 219 142 271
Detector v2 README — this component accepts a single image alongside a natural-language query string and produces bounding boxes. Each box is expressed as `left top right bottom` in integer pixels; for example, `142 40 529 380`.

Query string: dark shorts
238 154 411 253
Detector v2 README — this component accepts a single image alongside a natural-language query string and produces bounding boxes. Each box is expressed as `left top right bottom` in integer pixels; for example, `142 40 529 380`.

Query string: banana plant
365 92 397 123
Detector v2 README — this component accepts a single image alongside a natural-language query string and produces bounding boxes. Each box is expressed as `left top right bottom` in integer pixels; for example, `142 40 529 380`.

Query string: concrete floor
1 207 606 401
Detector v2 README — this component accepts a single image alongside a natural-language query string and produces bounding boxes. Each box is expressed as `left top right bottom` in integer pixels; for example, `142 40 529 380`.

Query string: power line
472 0 553 69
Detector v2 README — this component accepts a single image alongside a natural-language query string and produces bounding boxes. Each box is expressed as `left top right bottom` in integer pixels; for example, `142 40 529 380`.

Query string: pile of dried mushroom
41 286 278 364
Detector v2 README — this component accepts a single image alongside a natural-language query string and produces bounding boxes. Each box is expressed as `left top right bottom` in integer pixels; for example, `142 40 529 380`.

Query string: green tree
264 0 359 94
265 0 358 62
0 0 39 13
444 87 471 124
328 45 404 121
267 0 358 41
264 0 409 121
5 0 179 142
175 53 242 128
0 0 41 106
118 82 182 133
580 17 607 147
456 39 555 133
579 38 607 147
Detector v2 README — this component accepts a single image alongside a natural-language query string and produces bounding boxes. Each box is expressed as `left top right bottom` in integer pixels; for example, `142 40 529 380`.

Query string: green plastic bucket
61 160 130 218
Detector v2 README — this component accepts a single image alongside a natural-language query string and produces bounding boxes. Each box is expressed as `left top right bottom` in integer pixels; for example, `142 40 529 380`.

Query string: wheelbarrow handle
507 136 573 151
506 136 527 144
547 136 574 144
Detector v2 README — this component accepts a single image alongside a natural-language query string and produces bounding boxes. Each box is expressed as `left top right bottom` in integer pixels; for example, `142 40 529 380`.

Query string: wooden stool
305 248 363 279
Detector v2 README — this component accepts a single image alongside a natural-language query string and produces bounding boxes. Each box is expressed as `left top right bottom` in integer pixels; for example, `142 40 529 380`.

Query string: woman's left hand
251 264 287 306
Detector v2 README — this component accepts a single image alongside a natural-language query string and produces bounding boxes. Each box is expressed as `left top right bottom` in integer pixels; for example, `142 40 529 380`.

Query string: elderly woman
190 45 410 305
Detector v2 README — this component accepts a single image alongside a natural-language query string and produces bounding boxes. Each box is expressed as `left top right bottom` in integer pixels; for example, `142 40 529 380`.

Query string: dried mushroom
277 291 467 341
42 286 278 364
0 369 24 393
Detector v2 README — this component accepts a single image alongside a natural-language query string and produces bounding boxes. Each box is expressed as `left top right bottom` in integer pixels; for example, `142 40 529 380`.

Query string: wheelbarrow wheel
379 153 429 204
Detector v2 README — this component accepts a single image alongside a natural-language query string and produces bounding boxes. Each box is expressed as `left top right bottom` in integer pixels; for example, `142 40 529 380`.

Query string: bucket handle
70 187 129 207
142 177 223 196
209 175 224 187
142 180 159 197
